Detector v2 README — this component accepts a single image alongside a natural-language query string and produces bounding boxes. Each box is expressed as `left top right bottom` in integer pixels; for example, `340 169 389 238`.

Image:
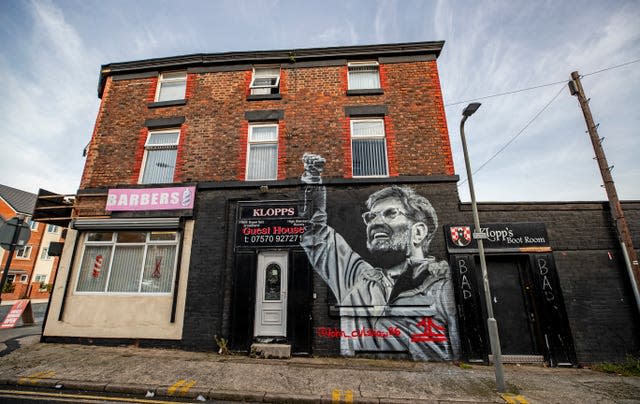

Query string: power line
458 83 566 188
445 80 566 107
445 57 640 107
581 57 640 78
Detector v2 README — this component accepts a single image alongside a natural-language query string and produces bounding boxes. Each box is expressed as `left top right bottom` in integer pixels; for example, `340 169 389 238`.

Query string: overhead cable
445 57 640 107
457 84 566 188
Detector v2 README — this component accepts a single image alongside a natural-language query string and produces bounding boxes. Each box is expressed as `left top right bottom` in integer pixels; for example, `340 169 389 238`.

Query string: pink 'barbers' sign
106 186 195 211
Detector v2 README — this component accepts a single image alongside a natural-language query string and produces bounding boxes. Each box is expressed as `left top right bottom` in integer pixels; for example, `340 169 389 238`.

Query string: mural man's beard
367 223 411 256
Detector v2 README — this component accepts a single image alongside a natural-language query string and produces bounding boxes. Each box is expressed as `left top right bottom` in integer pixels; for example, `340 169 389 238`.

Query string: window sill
247 94 282 101
347 89 384 96
148 99 187 108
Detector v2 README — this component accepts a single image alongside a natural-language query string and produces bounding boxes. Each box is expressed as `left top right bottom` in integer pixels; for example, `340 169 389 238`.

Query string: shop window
15 245 32 259
155 71 187 102
351 119 388 177
139 129 180 184
348 62 380 90
75 231 179 294
250 67 280 95
246 123 278 181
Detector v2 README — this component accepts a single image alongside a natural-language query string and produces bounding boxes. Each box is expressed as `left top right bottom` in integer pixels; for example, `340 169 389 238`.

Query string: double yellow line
332 389 354 403
500 392 529 403
167 379 196 396
18 370 56 385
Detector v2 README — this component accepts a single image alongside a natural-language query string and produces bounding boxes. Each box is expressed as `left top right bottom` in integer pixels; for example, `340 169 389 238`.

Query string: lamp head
462 103 481 117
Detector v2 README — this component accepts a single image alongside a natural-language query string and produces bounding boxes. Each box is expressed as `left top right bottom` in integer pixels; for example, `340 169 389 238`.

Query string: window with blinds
351 119 389 177
75 231 179 294
155 71 187 102
246 124 278 180
250 67 280 95
140 130 179 184
348 62 380 90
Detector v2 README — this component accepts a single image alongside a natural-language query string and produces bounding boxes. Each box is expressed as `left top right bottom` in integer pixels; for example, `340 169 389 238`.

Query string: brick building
42 42 639 365
0 184 63 301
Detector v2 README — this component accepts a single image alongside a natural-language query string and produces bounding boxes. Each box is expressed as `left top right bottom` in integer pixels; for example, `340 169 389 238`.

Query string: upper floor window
246 123 278 181
40 247 51 260
250 67 280 95
139 129 180 184
16 245 32 259
351 119 388 177
155 72 187 102
25 217 38 231
47 224 58 233
348 62 380 90
75 231 179 294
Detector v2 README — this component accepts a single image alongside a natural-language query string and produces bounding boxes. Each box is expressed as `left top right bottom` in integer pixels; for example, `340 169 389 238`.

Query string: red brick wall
79 59 453 193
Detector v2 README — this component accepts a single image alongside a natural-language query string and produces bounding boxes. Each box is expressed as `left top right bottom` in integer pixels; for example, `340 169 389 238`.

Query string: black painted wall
181 180 639 363
454 202 640 363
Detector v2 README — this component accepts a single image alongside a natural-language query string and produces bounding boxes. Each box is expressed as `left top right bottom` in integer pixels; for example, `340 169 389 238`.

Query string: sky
0 0 638 202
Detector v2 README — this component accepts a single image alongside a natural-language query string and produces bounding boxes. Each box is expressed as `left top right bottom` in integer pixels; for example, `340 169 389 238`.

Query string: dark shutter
229 251 257 352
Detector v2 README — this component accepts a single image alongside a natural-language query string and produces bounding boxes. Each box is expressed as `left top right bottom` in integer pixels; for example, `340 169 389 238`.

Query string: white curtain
140 245 176 293
107 245 145 292
248 126 278 180
352 120 387 177
142 132 179 184
349 66 380 89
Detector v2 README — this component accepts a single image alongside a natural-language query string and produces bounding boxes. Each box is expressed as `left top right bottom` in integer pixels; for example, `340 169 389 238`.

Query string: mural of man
300 153 460 361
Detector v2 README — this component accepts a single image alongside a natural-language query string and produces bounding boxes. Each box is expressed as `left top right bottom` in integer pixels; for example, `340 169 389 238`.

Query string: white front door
253 251 288 337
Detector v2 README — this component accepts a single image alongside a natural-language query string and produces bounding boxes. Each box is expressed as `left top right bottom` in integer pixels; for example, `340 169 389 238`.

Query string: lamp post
459 103 506 392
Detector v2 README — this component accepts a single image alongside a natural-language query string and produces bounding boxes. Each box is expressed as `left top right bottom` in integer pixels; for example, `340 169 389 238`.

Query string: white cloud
0 0 99 194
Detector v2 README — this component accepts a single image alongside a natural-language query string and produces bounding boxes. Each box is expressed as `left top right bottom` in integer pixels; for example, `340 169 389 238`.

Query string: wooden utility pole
568 71 640 311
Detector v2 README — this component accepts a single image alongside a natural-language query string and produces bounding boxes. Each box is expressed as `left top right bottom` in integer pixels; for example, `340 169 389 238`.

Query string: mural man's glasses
362 207 408 225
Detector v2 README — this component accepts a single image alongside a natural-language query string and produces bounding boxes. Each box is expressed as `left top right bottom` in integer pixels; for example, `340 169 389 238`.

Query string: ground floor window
76 230 179 294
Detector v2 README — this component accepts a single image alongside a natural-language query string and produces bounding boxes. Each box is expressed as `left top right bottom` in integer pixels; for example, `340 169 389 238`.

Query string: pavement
0 337 639 404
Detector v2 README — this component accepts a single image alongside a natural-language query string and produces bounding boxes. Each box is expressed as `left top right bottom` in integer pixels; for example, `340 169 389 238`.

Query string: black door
485 256 540 355
288 250 313 355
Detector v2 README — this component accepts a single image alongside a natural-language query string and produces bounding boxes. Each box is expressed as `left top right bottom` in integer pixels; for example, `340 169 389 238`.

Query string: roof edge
98 40 445 97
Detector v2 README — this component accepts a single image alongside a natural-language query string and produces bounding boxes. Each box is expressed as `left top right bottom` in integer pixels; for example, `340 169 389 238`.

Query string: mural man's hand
301 153 326 184
301 153 327 215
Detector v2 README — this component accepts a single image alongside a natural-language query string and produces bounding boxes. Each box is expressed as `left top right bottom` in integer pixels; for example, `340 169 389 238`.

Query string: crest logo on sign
450 226 472 247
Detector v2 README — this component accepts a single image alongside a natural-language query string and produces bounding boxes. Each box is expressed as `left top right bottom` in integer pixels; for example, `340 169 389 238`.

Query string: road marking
332 389 354 403
344 389 353 403
18 370 55 385
500 392 529 403
167 379 196 396
0 389 188 403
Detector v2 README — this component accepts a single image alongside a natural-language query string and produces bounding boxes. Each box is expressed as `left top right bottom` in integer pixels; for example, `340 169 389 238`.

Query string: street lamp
459 103 506 392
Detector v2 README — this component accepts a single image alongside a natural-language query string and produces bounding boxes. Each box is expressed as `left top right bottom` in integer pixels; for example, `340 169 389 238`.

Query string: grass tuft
591 355 640 376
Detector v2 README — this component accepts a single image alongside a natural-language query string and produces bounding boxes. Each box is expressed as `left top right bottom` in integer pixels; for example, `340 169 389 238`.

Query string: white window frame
245 123 279 181
47 224 58 233
138 129 180 184
15 245 32 259
26 217 38 231
75 231 180 295
347 61 381 90
20 275 28 283
40 247 51 260
250 66 281 95
350 118 389 178
155 71 187 102
35 274 47 283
